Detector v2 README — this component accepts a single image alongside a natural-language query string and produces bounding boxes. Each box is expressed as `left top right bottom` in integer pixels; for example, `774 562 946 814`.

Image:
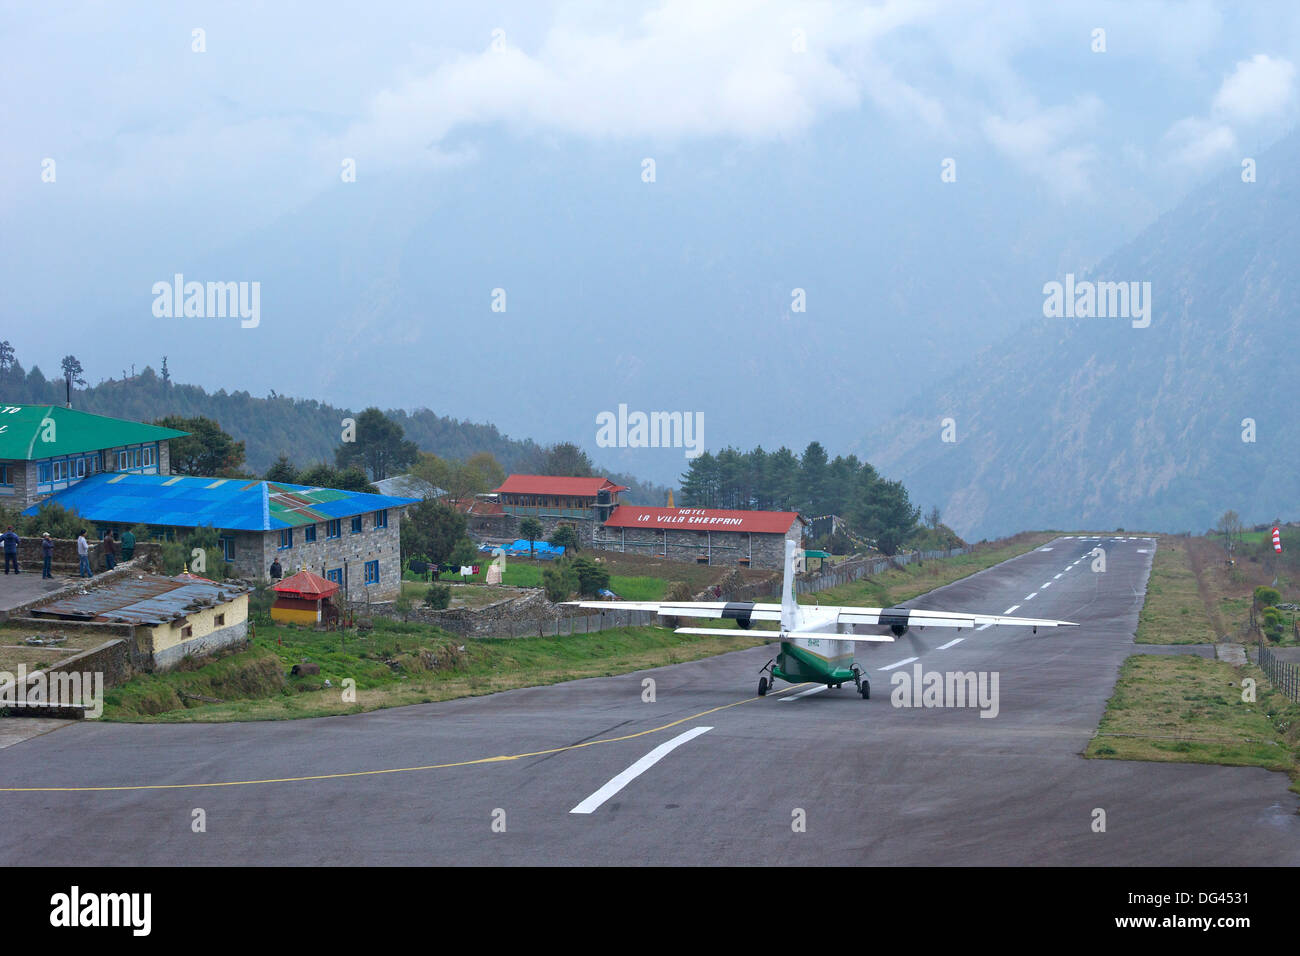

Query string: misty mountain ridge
862 128 1300 540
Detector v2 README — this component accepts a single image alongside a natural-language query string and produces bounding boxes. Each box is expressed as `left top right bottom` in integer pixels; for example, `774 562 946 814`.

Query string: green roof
0 405 189 460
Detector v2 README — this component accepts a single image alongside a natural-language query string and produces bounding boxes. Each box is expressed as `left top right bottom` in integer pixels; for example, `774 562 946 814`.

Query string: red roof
603 506 804 534
492 474 628 497
273 569 339 599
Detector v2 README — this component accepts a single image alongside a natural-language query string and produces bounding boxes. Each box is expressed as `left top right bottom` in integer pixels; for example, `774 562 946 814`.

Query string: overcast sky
4 1 1298 482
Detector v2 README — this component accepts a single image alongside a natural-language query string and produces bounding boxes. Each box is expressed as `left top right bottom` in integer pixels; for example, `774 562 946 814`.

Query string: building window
326 568 343 585
304 524 317 543
143 445 156 468
326 519 341 539
181 625 193 638
364 560 379 585
220 536 235 562
279 529 293 550
374 509 388 529
350 515 363 534
214 614 225 626
0 464 10 486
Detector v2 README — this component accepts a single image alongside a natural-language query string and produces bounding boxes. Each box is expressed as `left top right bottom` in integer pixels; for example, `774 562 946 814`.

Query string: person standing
1 526 19 574
120 527 136 562
76 530 91 578
269 557 283 580
41 532 54 578
102 530 118 571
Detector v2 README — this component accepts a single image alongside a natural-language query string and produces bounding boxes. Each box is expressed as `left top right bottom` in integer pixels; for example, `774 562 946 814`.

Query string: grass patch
100 616 767 722
1134 541 1216 644
1085 655 1300 785
800 532 1056 609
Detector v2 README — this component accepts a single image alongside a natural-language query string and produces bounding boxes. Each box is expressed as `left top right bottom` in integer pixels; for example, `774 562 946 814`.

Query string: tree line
679 441 924 554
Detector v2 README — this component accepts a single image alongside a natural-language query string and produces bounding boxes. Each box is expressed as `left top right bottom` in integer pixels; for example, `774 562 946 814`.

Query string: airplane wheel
758 677 768 697
861 682 871 700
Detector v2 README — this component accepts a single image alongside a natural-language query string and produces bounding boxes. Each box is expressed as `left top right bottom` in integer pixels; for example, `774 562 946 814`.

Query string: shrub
1261 607 1285 642
424 584 451 610
542 563 577 602
1254 586 1282 610
569 557 610 597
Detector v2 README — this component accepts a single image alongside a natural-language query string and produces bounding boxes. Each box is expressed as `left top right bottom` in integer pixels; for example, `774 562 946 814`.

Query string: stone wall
471 513 597 547
352 588 608 637
6 536 162 573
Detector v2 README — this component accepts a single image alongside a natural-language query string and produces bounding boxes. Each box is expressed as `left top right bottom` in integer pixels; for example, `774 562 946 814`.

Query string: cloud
1212 53 1296 123
1164 116 1237 167
982 96 1104 195
332 0 950 169
1163 52 1294 168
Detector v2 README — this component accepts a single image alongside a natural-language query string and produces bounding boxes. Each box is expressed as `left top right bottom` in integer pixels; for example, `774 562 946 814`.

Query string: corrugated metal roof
0 405 188 460
30 574 247 626
491 474 628 497
603 506 804 534
372 474 442 499
23 473 418 531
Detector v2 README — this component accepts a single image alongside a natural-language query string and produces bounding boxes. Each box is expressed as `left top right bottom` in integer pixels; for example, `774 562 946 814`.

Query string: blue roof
23 473 418 532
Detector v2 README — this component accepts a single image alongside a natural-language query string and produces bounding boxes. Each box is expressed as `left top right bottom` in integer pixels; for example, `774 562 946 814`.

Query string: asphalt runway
2 536 1297 865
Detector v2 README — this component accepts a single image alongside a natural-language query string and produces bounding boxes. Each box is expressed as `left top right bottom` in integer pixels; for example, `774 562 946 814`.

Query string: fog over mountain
5 2 1300 513
862 128 1300 539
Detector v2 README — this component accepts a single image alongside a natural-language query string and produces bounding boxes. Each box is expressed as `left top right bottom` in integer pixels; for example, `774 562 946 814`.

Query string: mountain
860 130 1300 540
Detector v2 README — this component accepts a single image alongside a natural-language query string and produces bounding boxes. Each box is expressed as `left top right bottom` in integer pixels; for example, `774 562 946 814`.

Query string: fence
793 547 971 596
1258 645 1300 702
487 608 660 638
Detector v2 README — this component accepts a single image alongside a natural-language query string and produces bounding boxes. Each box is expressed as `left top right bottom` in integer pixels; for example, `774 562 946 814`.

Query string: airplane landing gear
758 676 769 696
851 664 870 700
757 658 776 697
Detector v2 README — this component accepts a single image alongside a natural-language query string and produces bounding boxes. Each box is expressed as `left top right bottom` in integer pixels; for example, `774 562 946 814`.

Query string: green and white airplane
569 540 1078 699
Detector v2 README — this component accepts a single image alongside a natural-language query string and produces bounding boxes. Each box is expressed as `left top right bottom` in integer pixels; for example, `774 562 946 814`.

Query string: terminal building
476 474 806 570
594 506 807 568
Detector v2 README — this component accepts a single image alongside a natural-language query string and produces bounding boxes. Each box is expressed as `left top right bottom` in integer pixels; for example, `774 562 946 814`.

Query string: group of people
1 526 136 579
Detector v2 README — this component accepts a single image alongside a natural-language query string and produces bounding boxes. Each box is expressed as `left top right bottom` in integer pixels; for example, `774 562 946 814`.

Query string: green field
403 560 666 599
1134 542 1217 644
799 532 1055 609
100 617 766 722
1085 655 1300 785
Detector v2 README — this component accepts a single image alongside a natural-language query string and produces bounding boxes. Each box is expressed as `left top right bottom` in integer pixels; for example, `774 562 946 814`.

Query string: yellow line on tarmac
0 685 809 793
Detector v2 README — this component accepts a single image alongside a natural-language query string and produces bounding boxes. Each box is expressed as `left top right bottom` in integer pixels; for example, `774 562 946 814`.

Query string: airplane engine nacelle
880 609 910 638
735 617 753 630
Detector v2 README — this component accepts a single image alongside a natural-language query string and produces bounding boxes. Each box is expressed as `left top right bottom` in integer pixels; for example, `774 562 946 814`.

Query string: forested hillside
0 352 669 504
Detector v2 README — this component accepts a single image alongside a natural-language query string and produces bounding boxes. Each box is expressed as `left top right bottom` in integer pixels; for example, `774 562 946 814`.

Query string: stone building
28 572 251 672
22 473 417 600
594 506 807 569
0 404 185 511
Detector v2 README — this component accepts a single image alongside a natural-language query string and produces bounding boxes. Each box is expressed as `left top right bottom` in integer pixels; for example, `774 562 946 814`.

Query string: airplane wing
830 606 1078 630
565 600 1075 631
564 600 782 622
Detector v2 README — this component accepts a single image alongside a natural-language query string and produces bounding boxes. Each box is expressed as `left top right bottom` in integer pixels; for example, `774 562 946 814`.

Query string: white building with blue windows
0 404 186 510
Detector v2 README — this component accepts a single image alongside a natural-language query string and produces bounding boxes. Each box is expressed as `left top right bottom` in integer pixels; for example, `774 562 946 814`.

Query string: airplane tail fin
781 539 802 631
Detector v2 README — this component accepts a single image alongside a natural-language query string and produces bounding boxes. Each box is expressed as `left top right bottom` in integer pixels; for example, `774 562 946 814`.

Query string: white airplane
568 540 1078 699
